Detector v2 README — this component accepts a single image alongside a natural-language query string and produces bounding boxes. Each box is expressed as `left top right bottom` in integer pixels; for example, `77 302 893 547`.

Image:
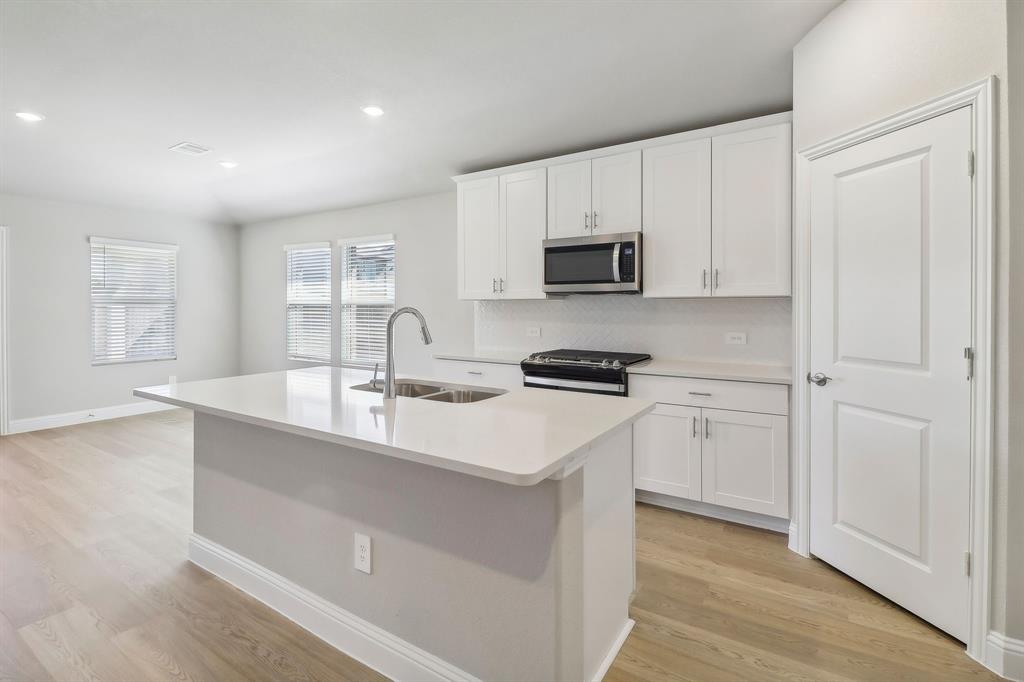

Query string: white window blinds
340 236 395 367
90 237 178 365
285 243 332 362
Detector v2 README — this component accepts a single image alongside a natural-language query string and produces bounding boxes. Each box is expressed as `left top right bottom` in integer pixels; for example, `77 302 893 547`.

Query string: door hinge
964 551 972 576
968 150 975 178
964 346 975 381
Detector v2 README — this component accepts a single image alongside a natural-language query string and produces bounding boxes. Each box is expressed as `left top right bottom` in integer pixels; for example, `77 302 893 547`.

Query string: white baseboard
591 618 634 682
635 491 790 533
188 534 481 682
7 400 175 434
984 631 1024 681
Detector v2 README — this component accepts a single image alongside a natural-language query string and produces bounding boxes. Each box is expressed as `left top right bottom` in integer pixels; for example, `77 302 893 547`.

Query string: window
339 235 395 367
90 237 177 364
285 243 332 362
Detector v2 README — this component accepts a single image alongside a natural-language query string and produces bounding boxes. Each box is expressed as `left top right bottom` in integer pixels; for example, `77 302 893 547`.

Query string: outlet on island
354 532 372 574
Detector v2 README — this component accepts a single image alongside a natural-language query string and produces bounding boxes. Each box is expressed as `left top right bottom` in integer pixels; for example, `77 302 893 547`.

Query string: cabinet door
592 150 642 234
701 408 788 518
457 176 500 299
711 123 791 296
634 404 702 500
642 139 711 297
499 169 546 299
546 160 592 239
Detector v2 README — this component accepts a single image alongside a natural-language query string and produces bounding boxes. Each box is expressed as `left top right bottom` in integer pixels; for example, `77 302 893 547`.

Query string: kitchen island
134 366 653 682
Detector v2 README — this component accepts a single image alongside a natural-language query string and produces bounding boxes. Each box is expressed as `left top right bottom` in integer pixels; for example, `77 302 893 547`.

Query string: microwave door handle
612 243 621 283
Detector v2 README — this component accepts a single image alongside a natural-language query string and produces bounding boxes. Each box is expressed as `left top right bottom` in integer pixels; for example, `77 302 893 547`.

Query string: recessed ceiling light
15 112 45 122
219 160 238 169
361 105 384 117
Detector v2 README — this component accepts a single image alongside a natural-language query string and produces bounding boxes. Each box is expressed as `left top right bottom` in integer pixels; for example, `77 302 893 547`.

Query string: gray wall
794 0 1020 640
239 191 474 378
0 193 240 421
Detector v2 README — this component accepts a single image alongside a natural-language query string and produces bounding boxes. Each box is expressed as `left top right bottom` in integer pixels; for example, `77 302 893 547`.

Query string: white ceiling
0 0 838 224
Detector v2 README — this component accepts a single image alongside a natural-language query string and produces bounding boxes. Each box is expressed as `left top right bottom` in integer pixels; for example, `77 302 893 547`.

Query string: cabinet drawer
434 360 523 391
629 374 788 415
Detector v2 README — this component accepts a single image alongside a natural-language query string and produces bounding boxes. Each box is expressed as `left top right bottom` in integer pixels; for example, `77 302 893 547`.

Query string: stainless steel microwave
543 232 642 294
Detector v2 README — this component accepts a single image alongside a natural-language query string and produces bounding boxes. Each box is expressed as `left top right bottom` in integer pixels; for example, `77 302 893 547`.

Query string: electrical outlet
168 375 177 385
354 533 372 574
725 332 747 345
526 326 541 338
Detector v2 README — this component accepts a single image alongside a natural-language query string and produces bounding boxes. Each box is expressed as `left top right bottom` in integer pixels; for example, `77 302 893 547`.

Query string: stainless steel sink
350 379 505 403
350 380 447 397
420 388 505 403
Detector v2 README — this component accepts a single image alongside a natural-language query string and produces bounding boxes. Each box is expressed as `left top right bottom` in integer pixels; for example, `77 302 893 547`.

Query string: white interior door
701 408 788 518
642 139 712 297
547 160 591 239
634 404 702 500
499 169 546 299
591 150 641 234
456 177 500 299
808 106 973 640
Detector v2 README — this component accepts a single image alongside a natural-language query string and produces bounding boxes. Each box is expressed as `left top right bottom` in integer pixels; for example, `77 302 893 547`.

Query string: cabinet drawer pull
467 370 483 376
688 391 712 397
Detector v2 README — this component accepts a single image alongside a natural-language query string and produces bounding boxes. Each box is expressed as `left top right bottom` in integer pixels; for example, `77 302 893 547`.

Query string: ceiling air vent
168 141 211 156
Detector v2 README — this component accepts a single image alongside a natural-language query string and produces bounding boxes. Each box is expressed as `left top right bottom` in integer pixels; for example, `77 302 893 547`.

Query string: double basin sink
351 379 506 403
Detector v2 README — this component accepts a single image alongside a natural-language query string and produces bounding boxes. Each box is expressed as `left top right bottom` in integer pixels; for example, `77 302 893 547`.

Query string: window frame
284 241 333 364
89 236 179 366
337 234 396 370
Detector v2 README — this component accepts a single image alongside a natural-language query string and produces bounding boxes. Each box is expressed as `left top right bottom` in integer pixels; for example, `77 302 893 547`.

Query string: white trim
451 111 793 182
188 534 481 682
0 226 7 436
7 400 175 434
635 491 790 534
283 241 330 251
336 233 395 246
88 235 178 251
791 77 996 666
985 632 1024 682
590 619 634 682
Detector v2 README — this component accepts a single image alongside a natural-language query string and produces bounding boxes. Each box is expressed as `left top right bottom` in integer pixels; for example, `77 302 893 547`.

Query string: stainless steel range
520 349 652 396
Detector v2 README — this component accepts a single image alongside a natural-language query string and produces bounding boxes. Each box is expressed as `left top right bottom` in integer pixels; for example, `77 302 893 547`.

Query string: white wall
476 297 791 365
0 192 240 422
793 0 1020 643
239 192 474 377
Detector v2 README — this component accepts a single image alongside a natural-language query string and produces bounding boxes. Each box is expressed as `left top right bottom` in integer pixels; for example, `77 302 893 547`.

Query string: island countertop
133 366 654 486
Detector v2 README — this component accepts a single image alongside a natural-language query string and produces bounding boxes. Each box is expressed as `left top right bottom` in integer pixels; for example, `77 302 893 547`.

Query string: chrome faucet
383 307 433 399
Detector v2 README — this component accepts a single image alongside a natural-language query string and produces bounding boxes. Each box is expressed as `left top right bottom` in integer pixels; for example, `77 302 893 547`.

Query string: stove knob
601 359 611 368
612 360 623 369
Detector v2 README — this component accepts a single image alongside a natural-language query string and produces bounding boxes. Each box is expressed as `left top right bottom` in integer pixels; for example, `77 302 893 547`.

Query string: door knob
807 372 833 386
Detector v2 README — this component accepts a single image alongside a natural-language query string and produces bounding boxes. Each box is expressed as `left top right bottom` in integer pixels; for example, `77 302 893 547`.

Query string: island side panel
192 412 568 681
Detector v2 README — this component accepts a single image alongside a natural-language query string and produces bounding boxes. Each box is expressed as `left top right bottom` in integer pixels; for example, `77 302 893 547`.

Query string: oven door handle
523 376 625 394
612 242 621 283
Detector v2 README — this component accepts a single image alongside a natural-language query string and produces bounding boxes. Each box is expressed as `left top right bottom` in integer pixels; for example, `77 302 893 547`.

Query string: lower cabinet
632 376 790 520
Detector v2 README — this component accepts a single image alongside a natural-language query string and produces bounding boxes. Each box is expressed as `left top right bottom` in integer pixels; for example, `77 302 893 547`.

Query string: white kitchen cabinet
700 408 789 518
591 150 642 234
546 151 641 239
499 169 546 299
458 170 545 300
711 123 792 296
457 176 500 300
633 403 702 500
642 139 711 297
546 160 591 239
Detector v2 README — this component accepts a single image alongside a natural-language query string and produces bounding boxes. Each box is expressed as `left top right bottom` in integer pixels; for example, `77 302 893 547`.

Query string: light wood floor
0 410 999 682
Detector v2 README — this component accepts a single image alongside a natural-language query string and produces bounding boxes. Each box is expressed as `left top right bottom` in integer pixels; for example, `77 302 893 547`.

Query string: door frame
790 77 995 660
0 225 8 436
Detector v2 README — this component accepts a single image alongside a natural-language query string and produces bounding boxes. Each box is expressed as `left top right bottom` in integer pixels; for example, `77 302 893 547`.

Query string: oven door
543 232 641 294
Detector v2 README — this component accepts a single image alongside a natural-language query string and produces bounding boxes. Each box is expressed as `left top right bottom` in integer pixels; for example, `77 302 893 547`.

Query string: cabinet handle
688 391 712 397
705 417 710 440
692 416 697 438
492 278 497 293
593 211 599 229
467 370 483 376
702 269 707 290
715 268 720 290
584 212 590 231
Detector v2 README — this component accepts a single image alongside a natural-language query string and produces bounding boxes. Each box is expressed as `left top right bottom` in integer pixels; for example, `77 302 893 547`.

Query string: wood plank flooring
1 410 999 682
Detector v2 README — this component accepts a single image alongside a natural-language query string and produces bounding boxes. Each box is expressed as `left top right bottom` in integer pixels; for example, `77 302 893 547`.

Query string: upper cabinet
711 123 792 297
454 114 792 300
547 151 641 239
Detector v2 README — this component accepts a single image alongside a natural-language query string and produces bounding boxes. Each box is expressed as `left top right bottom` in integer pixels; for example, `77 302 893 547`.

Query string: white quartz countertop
435 351 792 385
133 366 653 486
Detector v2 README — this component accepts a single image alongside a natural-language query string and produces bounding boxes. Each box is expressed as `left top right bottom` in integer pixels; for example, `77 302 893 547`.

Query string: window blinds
340 237 395 366
90 237 178 364
285 244 332 362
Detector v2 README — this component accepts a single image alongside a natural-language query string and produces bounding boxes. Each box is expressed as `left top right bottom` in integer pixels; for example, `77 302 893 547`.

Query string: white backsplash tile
475 297 792 364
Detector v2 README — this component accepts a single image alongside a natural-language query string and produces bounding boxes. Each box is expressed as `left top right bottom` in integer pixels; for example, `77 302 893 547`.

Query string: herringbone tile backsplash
476 297 792 365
